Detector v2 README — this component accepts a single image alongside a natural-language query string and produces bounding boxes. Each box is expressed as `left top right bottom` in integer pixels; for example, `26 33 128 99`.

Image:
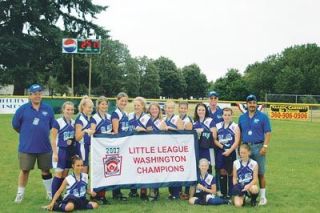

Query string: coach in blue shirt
12 84 54 203
238 94 271 206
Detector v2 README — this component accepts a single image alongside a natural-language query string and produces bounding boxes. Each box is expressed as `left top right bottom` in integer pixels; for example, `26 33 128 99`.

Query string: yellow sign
269 105 309 120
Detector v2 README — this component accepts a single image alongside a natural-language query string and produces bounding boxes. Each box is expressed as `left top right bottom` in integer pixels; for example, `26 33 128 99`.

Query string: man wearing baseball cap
12 84 55 203
238 94 271 205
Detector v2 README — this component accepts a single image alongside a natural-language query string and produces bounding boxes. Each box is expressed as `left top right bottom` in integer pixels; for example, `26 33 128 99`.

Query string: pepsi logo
62 39 77 53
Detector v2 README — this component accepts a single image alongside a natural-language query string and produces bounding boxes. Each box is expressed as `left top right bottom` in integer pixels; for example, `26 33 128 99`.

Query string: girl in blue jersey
75 96 95 174
46 155 98 211
128 97 153 200
213 107 240 199
51 101 76 200
91 96 112 204
111 92 129 201
149 102 168 132
147 102 168 201
189 158 229 205
232 144 259 207
178 101 193 200
193 103 215 172
164 100 184 200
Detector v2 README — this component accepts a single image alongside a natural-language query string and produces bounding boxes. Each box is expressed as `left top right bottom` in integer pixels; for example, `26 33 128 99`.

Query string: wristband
263 144 268 148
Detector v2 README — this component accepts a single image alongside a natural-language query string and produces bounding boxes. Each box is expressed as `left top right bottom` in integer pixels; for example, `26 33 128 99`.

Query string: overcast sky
93 0 320 81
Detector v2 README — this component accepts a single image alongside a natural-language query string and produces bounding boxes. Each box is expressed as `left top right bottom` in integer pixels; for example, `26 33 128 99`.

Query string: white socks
42 178 53 194
17 186 25 195
260 188 266 198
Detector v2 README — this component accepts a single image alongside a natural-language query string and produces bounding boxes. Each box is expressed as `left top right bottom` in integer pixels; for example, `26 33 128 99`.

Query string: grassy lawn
1 114 319 212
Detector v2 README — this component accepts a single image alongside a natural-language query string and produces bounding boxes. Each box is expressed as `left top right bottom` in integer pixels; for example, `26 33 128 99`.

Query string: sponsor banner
0 98 28 114
62 38 77 53
90 131 198 191
269 105 309 120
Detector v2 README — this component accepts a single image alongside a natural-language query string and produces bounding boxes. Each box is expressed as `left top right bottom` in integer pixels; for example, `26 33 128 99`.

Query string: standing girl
46 156 98 211
75 96 95 174
164 100 184 200
111 92 129 201
214 107 240 199
193 103 215 173
91 96 112 204
128 97 153 200
51 101 76 200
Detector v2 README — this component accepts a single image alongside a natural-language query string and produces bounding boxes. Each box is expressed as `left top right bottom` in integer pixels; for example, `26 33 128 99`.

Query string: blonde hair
178 101 189 108
133 96 147 112
165 100 175 108
148 102 163 119
199 158 210 166
78 95 93 113
61 101 74 114
96 96 108 111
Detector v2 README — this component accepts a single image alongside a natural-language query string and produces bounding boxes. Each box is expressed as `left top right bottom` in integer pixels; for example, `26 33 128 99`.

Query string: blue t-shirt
208 106 223 125
52 117 75 148
12 102 54 153
238 110 271 144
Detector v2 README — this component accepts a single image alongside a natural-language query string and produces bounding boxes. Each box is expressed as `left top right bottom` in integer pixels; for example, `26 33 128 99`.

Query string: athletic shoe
14 193 24 203
168 195 179 200
180 193 189 200
259 197 267 206
99 197 111 205
251 199 257 207
140 193 148 201
113 193 128 201
128 192 139 198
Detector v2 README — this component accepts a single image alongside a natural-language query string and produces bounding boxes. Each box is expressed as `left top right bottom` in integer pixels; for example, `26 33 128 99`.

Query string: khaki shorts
18 152 52 171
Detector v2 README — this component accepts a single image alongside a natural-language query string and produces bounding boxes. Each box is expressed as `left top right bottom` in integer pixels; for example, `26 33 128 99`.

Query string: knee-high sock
220 175 228 197
228 175 233 196
51 177 64 198
42 174 53 195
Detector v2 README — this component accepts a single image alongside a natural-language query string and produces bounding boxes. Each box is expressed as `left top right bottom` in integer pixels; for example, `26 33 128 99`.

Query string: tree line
1 1 320 100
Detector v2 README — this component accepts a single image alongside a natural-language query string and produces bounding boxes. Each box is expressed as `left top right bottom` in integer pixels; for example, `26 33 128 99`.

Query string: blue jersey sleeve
209 119 216 128
12 106 24 131
48 107 55 129
111 111 119 120
146 118 153 128
90 117 96 125
211 176 216 185
52 119 60 130
75 117 84 126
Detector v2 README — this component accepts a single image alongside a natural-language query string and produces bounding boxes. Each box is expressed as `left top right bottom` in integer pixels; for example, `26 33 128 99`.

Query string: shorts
215 149 236 174
248 143 265 175
56 145 78 170
232 183 249 197
77 142 90 166
62 195 92 210
19 152 52 170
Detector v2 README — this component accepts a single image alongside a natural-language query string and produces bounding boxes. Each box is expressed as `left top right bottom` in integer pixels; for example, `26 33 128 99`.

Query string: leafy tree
0 0 107 94
182 64 208 98
138 57 161 98
124 58 140 97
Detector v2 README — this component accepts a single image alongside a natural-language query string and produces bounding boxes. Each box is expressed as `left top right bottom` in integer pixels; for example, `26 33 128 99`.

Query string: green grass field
1 114 319 213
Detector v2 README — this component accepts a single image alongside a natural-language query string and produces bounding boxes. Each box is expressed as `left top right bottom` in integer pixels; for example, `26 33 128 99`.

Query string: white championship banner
90 131 198 191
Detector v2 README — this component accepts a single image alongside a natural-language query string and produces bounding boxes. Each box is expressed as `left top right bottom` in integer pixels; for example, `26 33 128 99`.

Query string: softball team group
13 84 270 212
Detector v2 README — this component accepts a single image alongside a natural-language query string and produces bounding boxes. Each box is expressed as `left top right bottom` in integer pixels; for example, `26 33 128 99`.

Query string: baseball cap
208 91 219 98
246 94 257 102
28 84 43 93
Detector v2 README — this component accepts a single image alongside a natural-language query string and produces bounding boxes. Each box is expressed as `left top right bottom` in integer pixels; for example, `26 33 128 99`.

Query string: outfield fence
1 95 320 122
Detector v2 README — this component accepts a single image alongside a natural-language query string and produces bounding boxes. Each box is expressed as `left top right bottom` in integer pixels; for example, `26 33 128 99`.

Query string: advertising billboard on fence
269 105 309 120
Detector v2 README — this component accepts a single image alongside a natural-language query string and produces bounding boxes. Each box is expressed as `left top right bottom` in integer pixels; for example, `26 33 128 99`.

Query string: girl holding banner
128 96 153 200
91 96 112 204
111 92 129 201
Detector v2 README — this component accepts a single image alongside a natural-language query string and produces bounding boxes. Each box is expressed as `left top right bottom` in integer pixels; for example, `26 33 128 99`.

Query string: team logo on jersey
254 118 260 123
42 111 48 116
103 154 122 178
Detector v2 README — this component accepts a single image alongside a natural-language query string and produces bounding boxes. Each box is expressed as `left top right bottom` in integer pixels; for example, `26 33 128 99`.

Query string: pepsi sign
62 39 78 53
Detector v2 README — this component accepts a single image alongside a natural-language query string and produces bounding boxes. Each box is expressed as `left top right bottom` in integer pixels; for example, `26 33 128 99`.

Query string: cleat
14 193 24 203
168 195 179 200
259 197 267 206
47 192 52 201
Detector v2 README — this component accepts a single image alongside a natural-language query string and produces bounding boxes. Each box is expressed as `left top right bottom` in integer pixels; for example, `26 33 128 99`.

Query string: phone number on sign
270 112 308 120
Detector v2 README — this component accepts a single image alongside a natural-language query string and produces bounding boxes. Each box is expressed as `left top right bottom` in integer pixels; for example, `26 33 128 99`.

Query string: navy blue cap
246 94 257 102
208 91 219 98
28 84 43 93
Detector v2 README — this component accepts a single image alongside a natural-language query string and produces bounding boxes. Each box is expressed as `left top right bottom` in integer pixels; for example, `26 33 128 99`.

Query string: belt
244 141 264 145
